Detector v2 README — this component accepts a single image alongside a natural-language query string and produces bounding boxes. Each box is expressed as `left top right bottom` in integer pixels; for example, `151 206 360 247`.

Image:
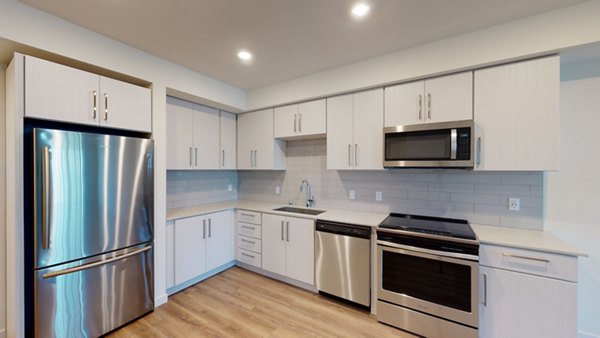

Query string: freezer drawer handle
42 146 51 249
42 245 152 279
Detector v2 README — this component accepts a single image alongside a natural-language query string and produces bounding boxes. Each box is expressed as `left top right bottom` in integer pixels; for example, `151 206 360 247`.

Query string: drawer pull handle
241 239 256 244
241 225 255 230
240 213 255 218
241 252 255 259
502 253 550 263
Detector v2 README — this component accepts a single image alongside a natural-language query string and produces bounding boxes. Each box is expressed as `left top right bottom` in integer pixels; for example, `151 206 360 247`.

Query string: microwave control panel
456 128 471 160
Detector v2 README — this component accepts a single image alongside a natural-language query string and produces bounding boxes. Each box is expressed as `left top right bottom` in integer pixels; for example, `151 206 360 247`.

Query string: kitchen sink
273 206 326 216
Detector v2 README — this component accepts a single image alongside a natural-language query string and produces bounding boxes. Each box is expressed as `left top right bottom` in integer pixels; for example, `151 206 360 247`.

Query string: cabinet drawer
236 210 262 225
237 222 262 238
237 236 262 253
236 248 261 268
480 244 577 282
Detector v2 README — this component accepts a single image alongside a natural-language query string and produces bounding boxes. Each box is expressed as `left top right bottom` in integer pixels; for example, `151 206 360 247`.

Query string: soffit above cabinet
20 0 586 90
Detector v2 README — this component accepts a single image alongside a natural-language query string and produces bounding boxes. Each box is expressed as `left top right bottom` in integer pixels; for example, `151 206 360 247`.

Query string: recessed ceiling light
237 50 253 61
351 2 370 18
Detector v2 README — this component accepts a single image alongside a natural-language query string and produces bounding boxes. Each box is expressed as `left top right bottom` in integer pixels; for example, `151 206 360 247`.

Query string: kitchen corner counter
472 224 587 257
167 200 388 227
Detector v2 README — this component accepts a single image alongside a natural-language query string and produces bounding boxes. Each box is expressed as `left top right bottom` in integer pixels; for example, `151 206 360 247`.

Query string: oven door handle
377 240 479 262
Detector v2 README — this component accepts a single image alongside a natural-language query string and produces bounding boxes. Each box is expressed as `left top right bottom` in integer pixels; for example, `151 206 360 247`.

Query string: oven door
377 242 479 328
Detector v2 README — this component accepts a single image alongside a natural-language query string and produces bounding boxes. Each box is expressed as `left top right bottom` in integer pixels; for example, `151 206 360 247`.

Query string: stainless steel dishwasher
315 220 371 307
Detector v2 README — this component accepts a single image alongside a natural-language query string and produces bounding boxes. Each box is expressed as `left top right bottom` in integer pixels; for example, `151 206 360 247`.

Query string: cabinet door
274 104 298 138
285 217 314 285
474 56 559 171
166 221 175 289
353 88 384 170
24 55 99 126
261 214 287 276
384 81 425 127
99 76 152 132
326 94 354 170
297 99 326 136
206 210 234 271
174 215 207 285
479 266 576 338
166 97 194 170
236 112 255 169
252 108 276 170
192 103 220 169
424 72 473 124
220 111 237 169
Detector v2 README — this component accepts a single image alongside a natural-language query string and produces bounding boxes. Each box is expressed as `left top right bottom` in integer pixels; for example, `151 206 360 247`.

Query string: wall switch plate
376 191 383 201
349 190 356 200
509 198 520 211
227 184 232 192
275 186 281 194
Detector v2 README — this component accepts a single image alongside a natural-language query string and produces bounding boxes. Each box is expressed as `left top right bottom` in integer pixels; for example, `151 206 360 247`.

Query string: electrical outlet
227 184 232 192
375 191 383 201
349 190 356 200
275 186 281 194
509 198 520 211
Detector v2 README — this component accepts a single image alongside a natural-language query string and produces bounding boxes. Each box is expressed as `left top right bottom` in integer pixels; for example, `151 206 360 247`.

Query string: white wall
247 0 600 110
0 66 7 338
546 59 600 338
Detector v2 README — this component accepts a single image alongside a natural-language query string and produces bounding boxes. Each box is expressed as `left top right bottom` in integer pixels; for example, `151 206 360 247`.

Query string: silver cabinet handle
299 113 302 132
92 90 97 119
189 147 193 166
222 149 225 167
241 238 255 244
43 245 151 279
281 221 284 241
482 273 488 306
254 150 257 167
195 147 198 166
418 94 422 120
476 137 482 167
241 225 255 230
250 150 253 167
348 144 352 166
427 93 431 119
104 93 109 121
208 218 212 238
294 114 297 132
41 146 51 249
203 219 206 239
354 144 358 166
502 252 550 263
240 213 255 218
286 221 290 242
241 252 255 258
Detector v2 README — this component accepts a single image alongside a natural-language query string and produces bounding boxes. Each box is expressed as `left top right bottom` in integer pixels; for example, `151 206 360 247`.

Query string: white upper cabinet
24 55 151 132
237 108 286 170
385 72 473 127
220 111 237 170
327 88 384 170
474 56 559 171
166 97 236 170
274 99 326 139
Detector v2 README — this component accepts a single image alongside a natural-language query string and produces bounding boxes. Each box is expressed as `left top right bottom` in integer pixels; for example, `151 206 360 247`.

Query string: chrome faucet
300 179 314 208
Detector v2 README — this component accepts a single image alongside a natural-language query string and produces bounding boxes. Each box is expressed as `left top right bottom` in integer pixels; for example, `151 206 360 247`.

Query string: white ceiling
20 0 588 90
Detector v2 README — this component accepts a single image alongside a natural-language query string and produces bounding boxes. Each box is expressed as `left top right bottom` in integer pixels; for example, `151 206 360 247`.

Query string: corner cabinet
261 214 314 286
237 108 286 170
479 244 577 338
474 56 559 171
274 99 326 139
384 72 472 127
24 55 151 132
220 111 237 169
327 88 384 170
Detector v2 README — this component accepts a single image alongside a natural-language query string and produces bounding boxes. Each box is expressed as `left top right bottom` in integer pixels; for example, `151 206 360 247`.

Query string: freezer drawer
34 243 154 338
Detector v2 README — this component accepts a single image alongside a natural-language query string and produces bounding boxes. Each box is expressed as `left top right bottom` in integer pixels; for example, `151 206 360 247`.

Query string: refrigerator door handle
42 245 152 279
42 146 51 249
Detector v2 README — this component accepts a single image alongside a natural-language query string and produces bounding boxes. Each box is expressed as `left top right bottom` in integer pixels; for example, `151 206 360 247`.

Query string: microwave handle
450 129 457 160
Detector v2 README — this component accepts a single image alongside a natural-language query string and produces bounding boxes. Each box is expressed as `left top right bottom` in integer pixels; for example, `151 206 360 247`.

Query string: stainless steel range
376 214 479 338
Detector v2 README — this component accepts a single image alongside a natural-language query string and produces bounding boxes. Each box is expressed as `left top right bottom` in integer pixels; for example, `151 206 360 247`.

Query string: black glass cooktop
379 213 477 241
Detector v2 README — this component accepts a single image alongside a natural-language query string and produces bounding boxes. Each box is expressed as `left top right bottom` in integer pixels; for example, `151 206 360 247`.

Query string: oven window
382 251 471 312
385 130 450 160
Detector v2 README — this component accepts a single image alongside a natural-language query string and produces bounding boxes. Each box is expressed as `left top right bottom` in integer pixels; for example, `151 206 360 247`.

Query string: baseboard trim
155 293 168 307
579 330 600 338
166 261 236 296
235 261 317 292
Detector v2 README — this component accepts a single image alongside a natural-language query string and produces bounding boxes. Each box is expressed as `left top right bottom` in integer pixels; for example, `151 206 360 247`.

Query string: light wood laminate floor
108 267 415 337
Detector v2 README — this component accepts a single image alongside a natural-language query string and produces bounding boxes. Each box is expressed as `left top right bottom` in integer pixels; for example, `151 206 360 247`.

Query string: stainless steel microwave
384 120 474 168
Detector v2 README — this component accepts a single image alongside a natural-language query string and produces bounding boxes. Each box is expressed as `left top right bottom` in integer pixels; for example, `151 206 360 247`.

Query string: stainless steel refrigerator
27 127 154 338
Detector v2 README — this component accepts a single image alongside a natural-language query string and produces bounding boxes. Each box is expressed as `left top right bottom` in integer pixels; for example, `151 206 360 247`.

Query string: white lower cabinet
262 214 314 285
235 210 263 268
170 210 234 288
479 245 577 338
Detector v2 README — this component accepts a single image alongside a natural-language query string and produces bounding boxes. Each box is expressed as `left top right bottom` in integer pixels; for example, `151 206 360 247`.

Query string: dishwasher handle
316 220 371 239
